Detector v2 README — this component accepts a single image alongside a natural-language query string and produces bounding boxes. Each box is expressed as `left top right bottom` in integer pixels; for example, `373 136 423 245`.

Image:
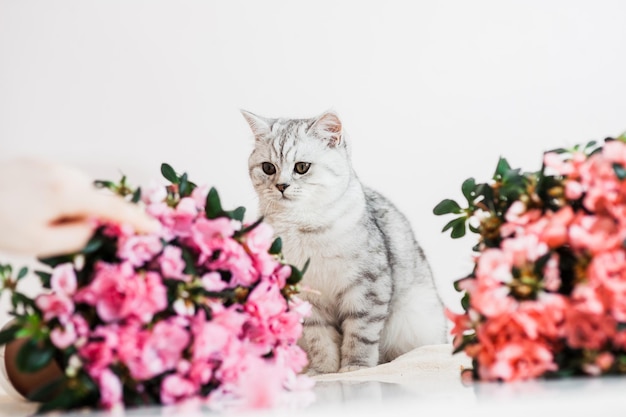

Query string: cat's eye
262 162 276 175
294 162 311 175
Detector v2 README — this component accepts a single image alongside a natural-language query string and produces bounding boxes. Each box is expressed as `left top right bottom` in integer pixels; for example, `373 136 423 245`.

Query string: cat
242 109 447 374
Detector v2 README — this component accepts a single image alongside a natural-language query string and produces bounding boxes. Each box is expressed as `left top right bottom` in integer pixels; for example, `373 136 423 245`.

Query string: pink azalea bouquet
435 133 626 382
0 163 313 413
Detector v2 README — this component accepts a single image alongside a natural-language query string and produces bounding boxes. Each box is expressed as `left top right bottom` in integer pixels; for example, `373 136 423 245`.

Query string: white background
1 0 625 326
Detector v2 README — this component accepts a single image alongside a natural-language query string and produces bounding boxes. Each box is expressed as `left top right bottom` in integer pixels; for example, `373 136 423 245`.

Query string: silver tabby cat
242 109 447 374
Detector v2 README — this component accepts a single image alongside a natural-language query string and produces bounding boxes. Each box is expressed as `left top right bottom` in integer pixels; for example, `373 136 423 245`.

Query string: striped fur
243 110 447 374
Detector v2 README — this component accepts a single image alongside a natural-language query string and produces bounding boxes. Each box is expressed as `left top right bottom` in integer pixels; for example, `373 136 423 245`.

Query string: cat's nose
276 183 290 193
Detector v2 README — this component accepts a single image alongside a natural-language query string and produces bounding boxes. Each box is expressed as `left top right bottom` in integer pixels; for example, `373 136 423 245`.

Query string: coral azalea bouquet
435 133 626 382
0 164 313 413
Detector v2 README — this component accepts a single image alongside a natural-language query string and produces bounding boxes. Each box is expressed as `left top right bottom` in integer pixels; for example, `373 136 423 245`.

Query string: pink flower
169 197 200 238
201 272 228 291
96 368 123 409
268 311 302 343
117 320 189 381
75 262 167 323
236 357 286 410
142 180 168 204
246 280 287 320
191 217 238 255
190 185 209 211
159 245 187 281
245 223 274 254
160 374 197 405
273 344 309 375
51 263 77 295
209 239 257 286
50 322 77 349
35 293 74 321
79 339 115 376
188 360 214 386
117 234 163 267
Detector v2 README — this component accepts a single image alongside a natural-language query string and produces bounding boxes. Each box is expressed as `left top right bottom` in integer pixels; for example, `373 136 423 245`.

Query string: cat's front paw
338 365 369 373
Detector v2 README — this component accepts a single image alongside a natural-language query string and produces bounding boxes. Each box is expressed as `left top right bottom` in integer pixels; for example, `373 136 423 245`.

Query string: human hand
0 157 160 257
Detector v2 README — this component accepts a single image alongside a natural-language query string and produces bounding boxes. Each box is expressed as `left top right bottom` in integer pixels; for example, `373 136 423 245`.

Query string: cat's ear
309 111 343 148
241 110 272 140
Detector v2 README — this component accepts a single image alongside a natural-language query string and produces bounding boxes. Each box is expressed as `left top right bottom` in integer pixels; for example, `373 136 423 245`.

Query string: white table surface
2 363 626 417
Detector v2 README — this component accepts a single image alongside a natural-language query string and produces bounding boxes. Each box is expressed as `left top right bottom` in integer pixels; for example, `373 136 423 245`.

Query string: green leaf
442 217 466 239
205 187 223 219
461 178 476 203
81 237 104 254
494 157 512 179
0 325 19 346
161 163 179 184
226 206 246 222
179 173 191 197
301 258 311 275
433 199 462 215
287 265 303 285
460 292 470 311
34 270 52 287
11 292 36 310
17 266 28 280
613 163 626 180
131 187 142 203
237 217 264 237
269 237 282 255
16 339 54 373
181 247 198 276
93 180 116 190
38 254 74 268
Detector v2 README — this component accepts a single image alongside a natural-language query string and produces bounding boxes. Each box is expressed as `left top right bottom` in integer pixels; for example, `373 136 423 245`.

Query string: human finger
76 191 160 234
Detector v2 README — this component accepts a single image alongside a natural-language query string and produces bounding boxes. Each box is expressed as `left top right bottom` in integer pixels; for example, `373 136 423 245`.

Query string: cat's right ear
241 110 272 140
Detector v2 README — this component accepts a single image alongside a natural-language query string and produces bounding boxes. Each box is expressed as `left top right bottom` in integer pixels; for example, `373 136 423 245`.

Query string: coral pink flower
563 307 616 350
538 206 574 248
475 249 512 285
602 140 626 165
569 214 621 255
544 152 575 176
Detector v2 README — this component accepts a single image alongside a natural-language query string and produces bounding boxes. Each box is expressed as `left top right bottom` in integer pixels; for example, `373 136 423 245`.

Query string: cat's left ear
309 111 343 148
241 110 272 140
